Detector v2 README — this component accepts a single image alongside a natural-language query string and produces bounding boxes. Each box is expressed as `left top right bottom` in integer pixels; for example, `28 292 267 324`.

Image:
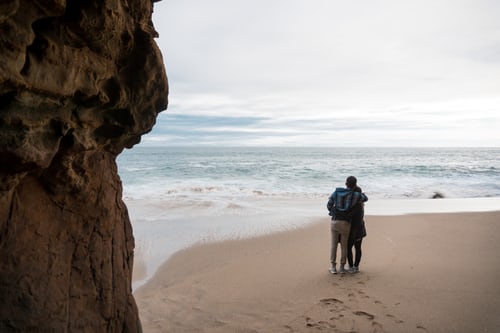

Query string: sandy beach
133 210 500 332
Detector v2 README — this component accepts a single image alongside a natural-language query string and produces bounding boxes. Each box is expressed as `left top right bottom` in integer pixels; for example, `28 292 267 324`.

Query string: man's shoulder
333 187 352 199
330 187 345 195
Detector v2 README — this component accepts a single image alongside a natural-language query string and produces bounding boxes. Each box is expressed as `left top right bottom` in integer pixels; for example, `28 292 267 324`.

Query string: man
326 176 367 274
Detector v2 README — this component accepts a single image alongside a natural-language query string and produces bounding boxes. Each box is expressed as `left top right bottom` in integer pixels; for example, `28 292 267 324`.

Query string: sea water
117 147 500 288
118 147 500 201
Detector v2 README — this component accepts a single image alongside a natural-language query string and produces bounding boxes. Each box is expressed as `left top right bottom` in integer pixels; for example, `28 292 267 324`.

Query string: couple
326 176 368 274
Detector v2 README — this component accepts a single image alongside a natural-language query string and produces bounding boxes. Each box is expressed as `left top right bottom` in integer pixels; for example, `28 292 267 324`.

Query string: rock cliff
0 0 168 332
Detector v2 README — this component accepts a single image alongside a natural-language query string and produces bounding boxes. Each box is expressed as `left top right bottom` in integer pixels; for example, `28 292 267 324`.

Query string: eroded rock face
0 0 168 331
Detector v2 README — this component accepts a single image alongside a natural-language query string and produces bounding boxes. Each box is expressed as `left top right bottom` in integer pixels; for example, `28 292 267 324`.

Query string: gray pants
330 219 351 266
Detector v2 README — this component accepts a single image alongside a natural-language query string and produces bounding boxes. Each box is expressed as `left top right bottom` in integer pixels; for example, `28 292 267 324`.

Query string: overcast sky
147 0 500 147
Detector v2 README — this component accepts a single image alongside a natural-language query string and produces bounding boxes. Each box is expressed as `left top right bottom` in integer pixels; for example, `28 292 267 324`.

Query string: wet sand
134 210 500 332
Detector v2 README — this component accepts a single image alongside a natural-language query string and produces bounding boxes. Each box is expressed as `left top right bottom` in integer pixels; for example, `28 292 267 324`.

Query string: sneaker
348 266 356 274
352 266 359 273
339 266 347 274
329 266 337 274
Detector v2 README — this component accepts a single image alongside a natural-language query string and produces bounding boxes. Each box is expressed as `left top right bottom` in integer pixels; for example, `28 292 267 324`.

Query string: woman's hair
345 176 357 188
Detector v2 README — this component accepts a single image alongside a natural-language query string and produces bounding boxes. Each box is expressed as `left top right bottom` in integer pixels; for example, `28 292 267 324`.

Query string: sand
134 211 500 333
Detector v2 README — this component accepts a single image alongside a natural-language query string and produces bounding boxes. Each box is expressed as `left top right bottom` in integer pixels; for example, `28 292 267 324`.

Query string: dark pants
347 238 363 268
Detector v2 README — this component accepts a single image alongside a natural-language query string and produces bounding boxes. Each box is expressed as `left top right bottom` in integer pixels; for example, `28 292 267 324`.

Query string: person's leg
338 221 351 273
330 221 340 273
347 237 354 268
354 239 363 268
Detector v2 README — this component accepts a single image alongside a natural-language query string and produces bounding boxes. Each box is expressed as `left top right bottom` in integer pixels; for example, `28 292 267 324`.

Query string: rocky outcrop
0 0 168 332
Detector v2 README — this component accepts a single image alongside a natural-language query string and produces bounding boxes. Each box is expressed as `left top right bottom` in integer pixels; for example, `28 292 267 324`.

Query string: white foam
366 197 500 215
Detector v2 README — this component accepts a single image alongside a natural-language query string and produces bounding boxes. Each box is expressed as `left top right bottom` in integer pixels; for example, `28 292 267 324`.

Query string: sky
147 0 500 147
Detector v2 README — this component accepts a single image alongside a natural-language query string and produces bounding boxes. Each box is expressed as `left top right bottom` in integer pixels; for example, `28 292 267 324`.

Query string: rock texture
0 0 168 332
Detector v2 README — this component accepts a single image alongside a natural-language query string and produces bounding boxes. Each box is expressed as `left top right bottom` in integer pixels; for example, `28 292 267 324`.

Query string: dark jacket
349 201 367 241
327 187 368 221
349 187 367 241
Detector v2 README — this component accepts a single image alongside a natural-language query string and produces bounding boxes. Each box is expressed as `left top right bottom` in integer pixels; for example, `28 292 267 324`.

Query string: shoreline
134 210 500 332
365 197 500 215
129 197 500 289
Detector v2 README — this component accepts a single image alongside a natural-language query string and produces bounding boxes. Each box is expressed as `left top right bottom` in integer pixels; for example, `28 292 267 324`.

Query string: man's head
345 176 357 189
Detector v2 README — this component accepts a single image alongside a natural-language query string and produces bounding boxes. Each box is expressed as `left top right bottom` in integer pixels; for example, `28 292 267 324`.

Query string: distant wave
118 147 500 201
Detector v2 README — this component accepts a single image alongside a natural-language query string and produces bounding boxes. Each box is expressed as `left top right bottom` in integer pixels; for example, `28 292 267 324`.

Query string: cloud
142 96 500 147
149 0 500 146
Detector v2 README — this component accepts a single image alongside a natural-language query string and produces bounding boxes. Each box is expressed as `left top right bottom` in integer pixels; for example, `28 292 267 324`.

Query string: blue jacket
327 187 368 220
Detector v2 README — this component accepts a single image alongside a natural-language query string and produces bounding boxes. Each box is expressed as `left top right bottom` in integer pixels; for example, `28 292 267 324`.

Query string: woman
347 184 367 273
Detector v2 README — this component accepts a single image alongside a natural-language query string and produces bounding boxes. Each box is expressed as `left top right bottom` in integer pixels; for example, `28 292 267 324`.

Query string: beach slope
135 211 500 333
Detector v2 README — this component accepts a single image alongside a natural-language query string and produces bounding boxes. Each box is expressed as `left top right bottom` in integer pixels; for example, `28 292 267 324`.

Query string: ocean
118 147 500 201
116 146 500 288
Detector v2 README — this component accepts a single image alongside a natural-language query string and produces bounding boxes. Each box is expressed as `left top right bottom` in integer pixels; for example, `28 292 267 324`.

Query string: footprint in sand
353 310 375 320
353 310 386 332
305 317 336 330
294 284 410 333
386 314 404 324
320 298 348 315
320 298 344 305
329 314 344 321
357 290 370 299
374 299 389 310
372 321 384 332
